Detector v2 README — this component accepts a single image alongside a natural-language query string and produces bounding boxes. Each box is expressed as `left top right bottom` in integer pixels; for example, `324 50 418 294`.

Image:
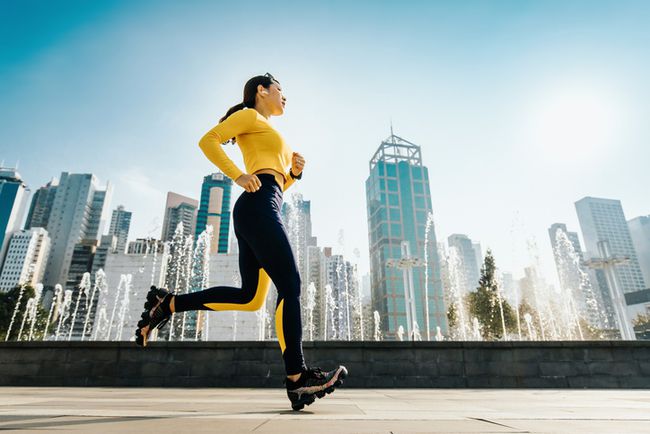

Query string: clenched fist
235 173 262 193
291 152 306 177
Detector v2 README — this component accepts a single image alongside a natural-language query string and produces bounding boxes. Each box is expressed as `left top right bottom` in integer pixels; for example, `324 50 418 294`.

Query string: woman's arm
282 169 297 192
198 108 256 181
282 152 304 192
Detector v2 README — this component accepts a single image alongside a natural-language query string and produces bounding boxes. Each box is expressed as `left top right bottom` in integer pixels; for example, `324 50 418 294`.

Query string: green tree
447 302 457 329
518 300 541 339
467 249 516 340
0 284 49 341
632 313 650 340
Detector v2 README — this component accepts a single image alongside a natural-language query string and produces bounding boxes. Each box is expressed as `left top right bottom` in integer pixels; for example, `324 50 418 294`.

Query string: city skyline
2 0 650 282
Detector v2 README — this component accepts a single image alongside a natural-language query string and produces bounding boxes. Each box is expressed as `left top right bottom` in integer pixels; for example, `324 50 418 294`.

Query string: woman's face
260 81 286 116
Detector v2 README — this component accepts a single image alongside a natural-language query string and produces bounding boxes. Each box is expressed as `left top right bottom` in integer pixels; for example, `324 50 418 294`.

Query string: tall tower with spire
365 130 447 340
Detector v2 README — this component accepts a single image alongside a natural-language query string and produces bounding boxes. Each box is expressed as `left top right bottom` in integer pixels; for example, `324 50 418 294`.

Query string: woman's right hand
235 174 262 192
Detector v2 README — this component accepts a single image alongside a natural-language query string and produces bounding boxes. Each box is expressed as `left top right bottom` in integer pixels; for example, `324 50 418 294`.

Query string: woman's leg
173 228 272 312
173 178 308 376
235 211 307 376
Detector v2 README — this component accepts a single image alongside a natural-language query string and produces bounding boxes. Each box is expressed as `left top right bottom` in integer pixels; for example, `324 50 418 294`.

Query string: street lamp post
386 240 425 341
584 240 636 340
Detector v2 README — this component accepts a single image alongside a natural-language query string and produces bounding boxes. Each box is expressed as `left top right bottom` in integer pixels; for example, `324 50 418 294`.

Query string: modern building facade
94 250 276 342
575 197 645 338
92 249 169 341
0 227 50 293
24 178 58 230
322 252 360 341
65 238 99 339
447 234 481 294
127 238 165 255
365 131 447 340
195 173 233 254
108 205 132 254
575 197 646 294
305 245 326 340
628 215 650 288
281 193 318 316
42 172 112 289
161 192 198 242
0 167 30 270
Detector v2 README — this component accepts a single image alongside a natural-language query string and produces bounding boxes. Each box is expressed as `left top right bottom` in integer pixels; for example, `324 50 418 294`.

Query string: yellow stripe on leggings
275 298 286 354
202 268 271 311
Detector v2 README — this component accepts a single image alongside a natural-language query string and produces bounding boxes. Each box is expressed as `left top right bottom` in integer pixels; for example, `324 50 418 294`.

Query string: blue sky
2 0 649 282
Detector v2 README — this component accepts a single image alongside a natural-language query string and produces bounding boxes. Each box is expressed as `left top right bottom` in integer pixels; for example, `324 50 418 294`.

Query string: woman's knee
281 272 302 299
240 275 271 311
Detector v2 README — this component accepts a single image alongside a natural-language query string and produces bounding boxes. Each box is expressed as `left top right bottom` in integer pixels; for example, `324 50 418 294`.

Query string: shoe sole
290 366 348 411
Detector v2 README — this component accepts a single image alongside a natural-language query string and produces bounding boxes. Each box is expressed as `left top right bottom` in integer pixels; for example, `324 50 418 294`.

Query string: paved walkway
1 387 649 433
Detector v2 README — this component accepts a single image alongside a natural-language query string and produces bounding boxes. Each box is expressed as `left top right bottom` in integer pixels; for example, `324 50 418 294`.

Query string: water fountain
439 243 470 340
471 317 482 341
43 284 62 338
435 326 444 341
305 282 316 341
27 283 43 341
2 202 622 345
5 284 26 341
552 228 609 333
54 290 73 341
373 310 381 341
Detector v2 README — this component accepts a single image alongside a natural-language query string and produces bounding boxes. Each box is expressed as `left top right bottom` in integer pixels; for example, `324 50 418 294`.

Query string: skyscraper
628 215 650 288
322 252 359 340
472 242 483 272
24 178 58 230
108 205 132 254
575 197 645 338
0 167 30 269
161 192 198 242
195 173 233 254
281 193 318 310
43 173 112 288
0 227 50 293
365 131 447 340
447 234 481 294
575 197 645 294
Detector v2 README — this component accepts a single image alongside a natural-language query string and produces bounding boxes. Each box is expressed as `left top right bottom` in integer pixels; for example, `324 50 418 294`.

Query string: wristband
290 169 302 180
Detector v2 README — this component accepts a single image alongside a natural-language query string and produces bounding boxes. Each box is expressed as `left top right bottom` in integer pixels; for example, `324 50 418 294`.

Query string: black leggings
174 174 307 375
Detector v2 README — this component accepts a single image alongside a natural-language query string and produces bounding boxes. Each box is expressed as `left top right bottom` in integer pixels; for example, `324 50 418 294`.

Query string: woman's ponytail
218 102 247 145
217 73 278 145
220 102 247 123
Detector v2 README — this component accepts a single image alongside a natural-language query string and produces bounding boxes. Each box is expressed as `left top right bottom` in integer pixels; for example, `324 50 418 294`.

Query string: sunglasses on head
264 72 278 83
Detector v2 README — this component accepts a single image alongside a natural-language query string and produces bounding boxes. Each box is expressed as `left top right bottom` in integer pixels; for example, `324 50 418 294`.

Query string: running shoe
134 286 173 347
284 365 348 411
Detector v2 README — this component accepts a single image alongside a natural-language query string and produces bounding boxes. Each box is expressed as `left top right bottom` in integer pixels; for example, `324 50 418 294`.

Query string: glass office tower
365 132 447 340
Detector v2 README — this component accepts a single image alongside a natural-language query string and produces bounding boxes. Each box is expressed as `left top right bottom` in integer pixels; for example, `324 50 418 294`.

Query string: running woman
134 73 347 410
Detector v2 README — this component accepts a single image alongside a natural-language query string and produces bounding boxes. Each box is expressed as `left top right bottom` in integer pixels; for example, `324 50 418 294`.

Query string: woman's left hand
291 152 305 176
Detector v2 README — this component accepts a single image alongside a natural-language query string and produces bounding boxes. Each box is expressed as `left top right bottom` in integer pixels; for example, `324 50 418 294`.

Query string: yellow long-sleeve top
198 108 296 192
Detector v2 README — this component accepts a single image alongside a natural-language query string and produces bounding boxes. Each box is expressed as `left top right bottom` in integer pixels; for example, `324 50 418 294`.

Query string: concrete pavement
1 387 650 433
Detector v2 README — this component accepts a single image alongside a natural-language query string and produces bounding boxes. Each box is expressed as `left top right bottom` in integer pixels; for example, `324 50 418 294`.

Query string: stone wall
1 341 649 388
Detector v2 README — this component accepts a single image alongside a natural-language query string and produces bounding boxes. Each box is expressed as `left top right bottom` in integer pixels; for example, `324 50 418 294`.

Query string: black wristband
290 169 302 180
